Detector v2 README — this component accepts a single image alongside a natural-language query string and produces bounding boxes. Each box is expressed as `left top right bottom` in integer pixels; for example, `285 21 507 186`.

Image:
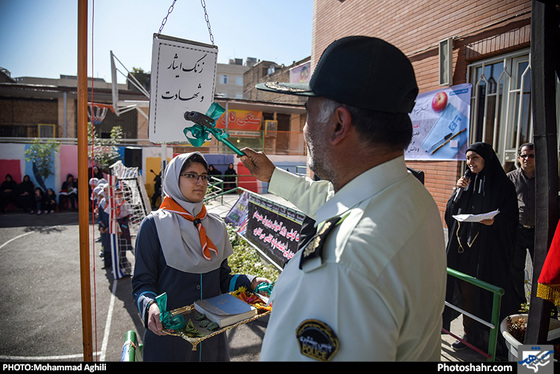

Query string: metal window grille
38 124 56 138
467 49 560 166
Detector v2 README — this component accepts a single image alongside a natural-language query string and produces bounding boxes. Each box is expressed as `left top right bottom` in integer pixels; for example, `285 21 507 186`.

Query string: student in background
44 188 57 214
59 174 78 211
33 187 45 215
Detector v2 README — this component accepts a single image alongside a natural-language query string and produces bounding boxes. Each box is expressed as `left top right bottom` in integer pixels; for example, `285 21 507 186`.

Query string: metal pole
77 0 93 361
121 330 138 361
526 0 558 345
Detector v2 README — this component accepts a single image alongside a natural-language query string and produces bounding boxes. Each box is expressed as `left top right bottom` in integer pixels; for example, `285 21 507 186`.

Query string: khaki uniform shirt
260 157 447 361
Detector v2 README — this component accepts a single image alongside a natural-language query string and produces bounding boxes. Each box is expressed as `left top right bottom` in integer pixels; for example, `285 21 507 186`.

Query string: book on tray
194 293 257 328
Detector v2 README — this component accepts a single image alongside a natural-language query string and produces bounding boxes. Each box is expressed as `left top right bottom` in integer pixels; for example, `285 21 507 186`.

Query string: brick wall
312 0 531 221
0 98 58 126
244 60 308 106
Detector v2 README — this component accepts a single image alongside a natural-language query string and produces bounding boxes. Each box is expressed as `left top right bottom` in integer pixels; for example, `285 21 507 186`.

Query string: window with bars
38 124 56 138
467 49 560 167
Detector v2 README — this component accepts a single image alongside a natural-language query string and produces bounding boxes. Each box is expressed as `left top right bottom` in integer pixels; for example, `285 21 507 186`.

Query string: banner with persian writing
246 194 305 268
215 109 263 131
226 190 305 269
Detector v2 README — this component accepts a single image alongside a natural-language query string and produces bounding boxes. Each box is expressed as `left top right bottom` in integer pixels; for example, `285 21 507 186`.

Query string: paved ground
0 196 491 363
0 208 267 362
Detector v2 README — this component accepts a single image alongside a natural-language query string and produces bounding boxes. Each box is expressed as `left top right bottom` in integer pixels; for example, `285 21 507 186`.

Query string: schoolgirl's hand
147 302 164 335
251 277 273 296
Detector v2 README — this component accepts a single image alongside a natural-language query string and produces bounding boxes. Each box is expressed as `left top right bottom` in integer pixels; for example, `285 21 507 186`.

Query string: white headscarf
152 152 233 273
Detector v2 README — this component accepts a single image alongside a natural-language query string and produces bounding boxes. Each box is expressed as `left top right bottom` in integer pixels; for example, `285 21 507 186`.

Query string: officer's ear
330 106 352 145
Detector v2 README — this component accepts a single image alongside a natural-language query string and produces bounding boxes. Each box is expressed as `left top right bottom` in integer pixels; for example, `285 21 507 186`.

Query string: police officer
240 36 446 361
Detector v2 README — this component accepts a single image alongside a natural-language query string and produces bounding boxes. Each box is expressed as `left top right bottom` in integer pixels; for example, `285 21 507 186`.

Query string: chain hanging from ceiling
158 0 215 46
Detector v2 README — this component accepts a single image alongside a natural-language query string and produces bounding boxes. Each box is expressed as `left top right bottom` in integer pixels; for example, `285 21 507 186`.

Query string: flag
537 219 560 306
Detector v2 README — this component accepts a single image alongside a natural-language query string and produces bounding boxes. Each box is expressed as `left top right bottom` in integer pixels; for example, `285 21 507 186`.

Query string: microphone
454 169 473 202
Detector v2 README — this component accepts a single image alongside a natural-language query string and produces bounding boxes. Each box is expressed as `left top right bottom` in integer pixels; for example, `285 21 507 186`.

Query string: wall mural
1 143 306 210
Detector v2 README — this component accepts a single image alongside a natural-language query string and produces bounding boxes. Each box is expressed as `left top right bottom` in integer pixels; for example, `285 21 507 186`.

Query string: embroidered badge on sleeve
296 319 339 361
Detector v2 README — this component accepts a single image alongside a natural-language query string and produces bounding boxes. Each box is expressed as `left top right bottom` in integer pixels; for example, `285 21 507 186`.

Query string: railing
204 174 262 204
205 175 226 204
443 267 504 362
121 330 141 361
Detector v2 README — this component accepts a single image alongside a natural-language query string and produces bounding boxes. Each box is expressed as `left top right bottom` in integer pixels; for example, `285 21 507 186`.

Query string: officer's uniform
260 157 447 361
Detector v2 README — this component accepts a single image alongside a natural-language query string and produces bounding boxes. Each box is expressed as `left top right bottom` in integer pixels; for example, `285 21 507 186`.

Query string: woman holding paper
132 152 270 361
443 142 522 356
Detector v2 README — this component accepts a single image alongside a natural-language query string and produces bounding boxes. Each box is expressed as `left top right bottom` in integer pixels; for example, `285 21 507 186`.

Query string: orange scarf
116 199 124 217
160 196 218 260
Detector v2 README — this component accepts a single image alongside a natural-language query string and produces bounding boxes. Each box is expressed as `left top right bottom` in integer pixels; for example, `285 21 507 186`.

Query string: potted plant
501 313 560 361
500 314 527 361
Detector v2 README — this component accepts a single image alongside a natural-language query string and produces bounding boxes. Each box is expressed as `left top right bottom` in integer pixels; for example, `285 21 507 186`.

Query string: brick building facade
311 0 535 220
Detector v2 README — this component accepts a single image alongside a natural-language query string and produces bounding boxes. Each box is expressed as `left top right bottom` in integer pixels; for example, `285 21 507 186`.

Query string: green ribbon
255 282 274 296
183 102 245 156
155 292 186 330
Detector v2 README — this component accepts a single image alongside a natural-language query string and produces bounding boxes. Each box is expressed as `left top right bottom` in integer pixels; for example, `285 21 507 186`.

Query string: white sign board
405 83 471 160
149 34 218 143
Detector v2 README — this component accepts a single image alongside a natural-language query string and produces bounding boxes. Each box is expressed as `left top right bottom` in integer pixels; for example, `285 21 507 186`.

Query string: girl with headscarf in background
59 173 77 211
443 142 522 355
95 184 111 269
44 188 57 214
132 152 270 362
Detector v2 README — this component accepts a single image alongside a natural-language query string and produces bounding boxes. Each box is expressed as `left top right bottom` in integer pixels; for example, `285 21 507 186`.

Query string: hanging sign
406 83 471 160
149 34 218 143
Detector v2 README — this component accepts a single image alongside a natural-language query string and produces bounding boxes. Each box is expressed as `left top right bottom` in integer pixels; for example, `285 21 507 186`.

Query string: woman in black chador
17 175 35 213
0 174 18 213
443 142 522 353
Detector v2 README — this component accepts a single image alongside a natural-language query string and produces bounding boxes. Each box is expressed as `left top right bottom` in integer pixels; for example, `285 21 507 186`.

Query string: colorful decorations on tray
231 286 273 312
161 287 273 350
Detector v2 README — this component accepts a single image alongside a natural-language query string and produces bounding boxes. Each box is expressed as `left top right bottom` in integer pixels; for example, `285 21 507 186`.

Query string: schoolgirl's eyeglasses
180 172 209 183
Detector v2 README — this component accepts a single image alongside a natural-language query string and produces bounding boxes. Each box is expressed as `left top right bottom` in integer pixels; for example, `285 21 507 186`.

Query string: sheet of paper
453 209 500 223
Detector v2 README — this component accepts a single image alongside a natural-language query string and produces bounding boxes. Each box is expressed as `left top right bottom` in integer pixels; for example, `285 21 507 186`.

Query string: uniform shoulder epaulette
299 215 342 270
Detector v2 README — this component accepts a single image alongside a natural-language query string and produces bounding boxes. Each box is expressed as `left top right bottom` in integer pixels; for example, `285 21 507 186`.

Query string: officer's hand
239 148 275 183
